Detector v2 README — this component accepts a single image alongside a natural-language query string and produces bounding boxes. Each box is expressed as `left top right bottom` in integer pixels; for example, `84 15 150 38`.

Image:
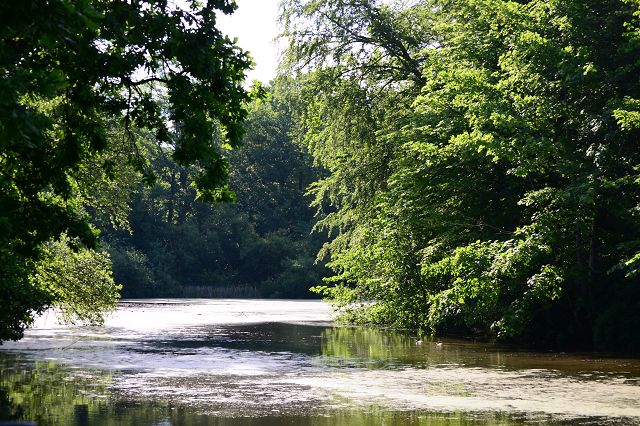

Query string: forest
103 86 328 300
1 0 640 352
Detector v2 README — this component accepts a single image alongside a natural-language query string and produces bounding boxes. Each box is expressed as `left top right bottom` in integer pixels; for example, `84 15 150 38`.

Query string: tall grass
179 285 262 298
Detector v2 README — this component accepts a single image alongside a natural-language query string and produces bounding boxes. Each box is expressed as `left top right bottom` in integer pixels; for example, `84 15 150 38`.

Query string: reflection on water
1 299 639 425
0 358 114 425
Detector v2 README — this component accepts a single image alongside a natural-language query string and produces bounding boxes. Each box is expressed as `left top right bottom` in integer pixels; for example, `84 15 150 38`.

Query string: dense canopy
283 0 640 351
0 0 251 341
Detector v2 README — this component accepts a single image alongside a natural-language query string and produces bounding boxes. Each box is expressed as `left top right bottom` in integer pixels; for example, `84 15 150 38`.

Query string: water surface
1 299 639 425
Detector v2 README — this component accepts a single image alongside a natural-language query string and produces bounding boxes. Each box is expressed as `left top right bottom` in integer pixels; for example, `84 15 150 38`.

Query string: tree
0 0 252 341
400 0 640 350
285 0 640 350
280 0 437 325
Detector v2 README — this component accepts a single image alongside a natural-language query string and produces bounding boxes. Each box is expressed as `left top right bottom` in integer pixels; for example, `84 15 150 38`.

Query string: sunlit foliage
285 0 640 350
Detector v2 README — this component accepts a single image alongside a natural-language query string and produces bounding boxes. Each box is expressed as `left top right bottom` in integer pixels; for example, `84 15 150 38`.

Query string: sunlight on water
1 299 639 425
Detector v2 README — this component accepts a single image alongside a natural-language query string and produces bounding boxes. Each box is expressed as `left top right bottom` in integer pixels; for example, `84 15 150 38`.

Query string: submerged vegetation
1 0 640 352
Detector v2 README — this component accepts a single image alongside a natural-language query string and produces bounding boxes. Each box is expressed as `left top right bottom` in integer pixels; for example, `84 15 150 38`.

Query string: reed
179 285 262 298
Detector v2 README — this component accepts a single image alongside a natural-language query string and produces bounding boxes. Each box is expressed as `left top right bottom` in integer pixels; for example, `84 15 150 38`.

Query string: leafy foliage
0 0 252 341
286 0 640 351
33 235 120 326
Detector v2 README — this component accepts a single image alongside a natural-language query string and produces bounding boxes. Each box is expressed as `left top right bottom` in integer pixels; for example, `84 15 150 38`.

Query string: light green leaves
32 234 121 326
287 0 640 350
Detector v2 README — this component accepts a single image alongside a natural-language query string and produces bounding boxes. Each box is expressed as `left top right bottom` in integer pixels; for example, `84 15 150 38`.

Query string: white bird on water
415 339 443 348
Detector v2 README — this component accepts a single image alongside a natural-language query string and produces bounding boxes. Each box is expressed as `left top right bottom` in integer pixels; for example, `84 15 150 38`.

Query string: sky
216 0 282 85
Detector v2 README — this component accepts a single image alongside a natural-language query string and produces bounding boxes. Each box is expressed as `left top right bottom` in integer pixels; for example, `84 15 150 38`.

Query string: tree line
103 87 327 299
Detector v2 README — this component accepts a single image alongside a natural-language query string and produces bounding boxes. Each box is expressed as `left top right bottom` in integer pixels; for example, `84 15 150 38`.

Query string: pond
1 299 639 425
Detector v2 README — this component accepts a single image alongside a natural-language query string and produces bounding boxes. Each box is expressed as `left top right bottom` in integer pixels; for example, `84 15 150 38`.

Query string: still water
1 299 639 425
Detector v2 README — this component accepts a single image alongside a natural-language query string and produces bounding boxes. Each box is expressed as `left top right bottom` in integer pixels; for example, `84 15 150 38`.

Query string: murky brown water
1 299 639 425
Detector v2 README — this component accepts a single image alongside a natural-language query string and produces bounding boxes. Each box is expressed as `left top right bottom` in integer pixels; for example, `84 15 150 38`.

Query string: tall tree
281 0 437 324
285 0 640 350
0 0 252 341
